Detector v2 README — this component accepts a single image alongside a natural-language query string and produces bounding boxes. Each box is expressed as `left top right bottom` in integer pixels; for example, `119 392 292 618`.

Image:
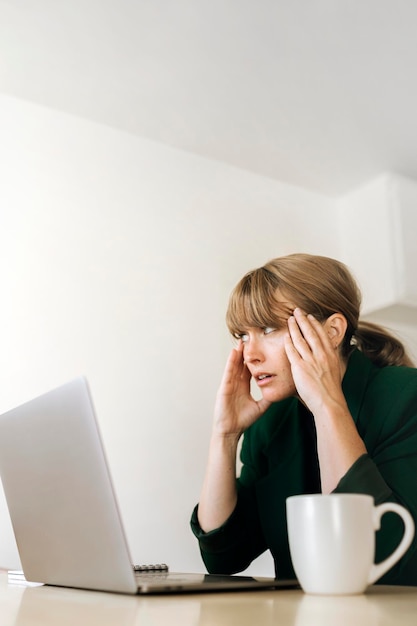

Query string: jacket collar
342 348 376 425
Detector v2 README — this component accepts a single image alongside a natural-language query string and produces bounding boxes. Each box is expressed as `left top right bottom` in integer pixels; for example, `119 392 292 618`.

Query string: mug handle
368 502 415 585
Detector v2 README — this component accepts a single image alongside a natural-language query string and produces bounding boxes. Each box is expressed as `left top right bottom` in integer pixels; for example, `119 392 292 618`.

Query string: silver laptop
0 377 297 595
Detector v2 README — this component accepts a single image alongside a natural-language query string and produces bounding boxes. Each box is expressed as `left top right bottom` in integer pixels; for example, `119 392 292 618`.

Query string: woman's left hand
284 307 347 415
285 308 367 493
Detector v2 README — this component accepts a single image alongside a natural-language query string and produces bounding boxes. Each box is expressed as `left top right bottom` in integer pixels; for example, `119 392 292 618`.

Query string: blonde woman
191 253 417 585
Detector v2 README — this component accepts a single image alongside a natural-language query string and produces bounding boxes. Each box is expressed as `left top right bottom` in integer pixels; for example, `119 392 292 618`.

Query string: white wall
1 95 415 578
0 94 337 575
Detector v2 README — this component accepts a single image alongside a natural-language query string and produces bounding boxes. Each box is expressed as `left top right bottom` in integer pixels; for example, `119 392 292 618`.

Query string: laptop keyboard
133 563 169 573
133 564 169 582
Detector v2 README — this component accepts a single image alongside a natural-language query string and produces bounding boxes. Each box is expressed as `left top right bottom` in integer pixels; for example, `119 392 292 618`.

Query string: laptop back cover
0 377 138 594
0 379 295 595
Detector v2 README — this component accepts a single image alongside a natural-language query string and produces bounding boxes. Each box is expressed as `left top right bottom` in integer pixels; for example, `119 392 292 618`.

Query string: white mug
286 493 415 595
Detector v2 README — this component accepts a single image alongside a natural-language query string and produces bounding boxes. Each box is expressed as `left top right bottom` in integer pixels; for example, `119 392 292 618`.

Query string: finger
221 342 250 389
308 314 338 351
291 309 326 355
284 331 297 360
287 314 315 358
232 340 249 374
220 345 241 385
304 313 342 357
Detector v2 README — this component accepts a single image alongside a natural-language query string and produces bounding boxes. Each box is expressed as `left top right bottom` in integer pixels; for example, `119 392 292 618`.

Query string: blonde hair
226 253 414 368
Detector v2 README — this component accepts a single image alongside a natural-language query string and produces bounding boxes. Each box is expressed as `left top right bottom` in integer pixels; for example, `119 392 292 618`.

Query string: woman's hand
213 340 271 437
285 308 366 493
198 341 271 531
284 308 347 414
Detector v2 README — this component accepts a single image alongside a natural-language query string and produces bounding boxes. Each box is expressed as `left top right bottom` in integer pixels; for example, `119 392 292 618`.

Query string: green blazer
191 349 417 585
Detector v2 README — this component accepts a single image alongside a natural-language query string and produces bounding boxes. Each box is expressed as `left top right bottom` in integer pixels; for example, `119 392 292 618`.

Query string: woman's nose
244 338 263 363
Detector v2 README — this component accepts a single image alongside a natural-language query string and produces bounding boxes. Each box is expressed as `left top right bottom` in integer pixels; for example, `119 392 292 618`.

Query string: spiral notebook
0 377 297 595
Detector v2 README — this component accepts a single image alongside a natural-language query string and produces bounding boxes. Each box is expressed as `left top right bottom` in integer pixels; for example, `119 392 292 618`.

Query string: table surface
1 570 417 626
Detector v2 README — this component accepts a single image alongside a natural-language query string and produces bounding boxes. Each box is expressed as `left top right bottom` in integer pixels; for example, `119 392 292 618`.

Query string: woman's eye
264 327 276 335
235 332 249 343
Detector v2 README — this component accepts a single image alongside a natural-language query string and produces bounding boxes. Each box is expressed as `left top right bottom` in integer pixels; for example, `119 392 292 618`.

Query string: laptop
0 377 298 595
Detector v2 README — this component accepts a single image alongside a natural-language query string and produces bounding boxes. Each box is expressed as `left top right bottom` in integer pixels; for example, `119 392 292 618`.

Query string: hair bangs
226 267 292 337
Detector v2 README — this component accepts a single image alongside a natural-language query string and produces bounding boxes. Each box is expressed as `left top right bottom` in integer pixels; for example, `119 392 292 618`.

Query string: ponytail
353 320 415 368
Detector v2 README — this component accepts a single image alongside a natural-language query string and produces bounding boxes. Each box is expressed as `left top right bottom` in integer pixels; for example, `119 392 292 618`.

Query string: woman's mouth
256 373 274 386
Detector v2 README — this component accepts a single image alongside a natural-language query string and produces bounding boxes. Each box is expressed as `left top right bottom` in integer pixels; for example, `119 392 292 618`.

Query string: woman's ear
324 313 348 349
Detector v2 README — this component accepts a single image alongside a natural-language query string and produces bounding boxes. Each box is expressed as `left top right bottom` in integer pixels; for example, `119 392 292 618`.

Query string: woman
190 253 417 585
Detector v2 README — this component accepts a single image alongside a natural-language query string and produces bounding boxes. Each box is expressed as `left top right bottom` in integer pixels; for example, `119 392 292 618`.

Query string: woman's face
240 325 297 403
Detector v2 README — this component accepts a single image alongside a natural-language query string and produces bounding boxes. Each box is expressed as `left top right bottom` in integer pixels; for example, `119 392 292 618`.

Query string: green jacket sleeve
334 367 417 585
189 481 268 575
190 399 315 578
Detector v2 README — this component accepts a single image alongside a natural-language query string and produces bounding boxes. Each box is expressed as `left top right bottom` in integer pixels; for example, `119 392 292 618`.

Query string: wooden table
1 570 417 625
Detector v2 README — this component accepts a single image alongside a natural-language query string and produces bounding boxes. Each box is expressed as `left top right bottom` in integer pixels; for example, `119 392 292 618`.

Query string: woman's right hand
198 341 271 532
213 340 272 437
